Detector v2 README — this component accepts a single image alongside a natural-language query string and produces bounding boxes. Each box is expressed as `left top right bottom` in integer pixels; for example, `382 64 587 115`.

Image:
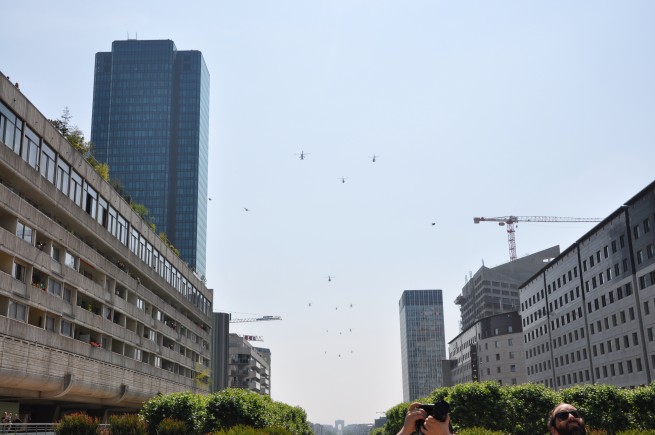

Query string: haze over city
2 0 655 425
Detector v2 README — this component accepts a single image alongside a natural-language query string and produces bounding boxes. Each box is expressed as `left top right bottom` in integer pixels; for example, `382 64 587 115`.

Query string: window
16 221 34 244
64 252 77 270
644 219 651 234
56 158 70 195
45 316 55 332
48 279 62 297
637 250 644 265
8 301 27 321
40 141 56 183
61 320 73 337
634 225 641 240
13 263 25 282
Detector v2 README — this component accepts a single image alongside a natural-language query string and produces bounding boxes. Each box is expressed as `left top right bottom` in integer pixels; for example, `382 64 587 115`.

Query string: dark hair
547 403 565 431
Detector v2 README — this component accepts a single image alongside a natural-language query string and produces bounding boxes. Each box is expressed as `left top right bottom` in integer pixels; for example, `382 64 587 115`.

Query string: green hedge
139 389 312 435
378 382 655 435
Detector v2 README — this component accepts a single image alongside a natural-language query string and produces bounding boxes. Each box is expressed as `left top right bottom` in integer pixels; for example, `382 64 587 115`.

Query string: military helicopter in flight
296 150 310 160
338 177 348 184
369 154 379 162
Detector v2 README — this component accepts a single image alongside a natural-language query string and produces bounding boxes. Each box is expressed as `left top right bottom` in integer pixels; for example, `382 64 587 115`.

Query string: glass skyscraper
91 39 209 276
399 289 447 402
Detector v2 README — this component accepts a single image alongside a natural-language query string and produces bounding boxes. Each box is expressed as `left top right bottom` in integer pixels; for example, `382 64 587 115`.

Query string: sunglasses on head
555 410 581 420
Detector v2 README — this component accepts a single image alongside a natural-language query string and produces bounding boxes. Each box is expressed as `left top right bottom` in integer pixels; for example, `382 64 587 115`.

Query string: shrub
448 382 507 432
204 389 275 432
617 431 655 435
109 413 147 435
156 418 186 435
140 392 207 435
55 412 99 435
210 425 293 435
628 384 655 430
505 383 560 435
457 428 505 435
561 384 631 434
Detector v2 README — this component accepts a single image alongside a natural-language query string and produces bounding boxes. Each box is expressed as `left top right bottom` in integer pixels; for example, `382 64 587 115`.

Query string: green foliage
628 383 655 430
55 412 99 435
108 413 147 435
617 431 655 435
203 389 275 431
369 428 384 435
380 402 410 435
203 389 311 435
139 392 207 435
561 384 631 434
448 382 507 432
457 428 505 435
155 418 187 435
505 383 560 435
210 425 293 435
130 203 149 220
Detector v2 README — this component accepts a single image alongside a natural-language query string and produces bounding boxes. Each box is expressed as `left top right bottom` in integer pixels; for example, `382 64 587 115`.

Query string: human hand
396 402 428 435
420 415 451 435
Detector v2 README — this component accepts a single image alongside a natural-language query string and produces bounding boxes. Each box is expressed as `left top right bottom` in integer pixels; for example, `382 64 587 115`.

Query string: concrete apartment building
228 334 271 395
455 246 560 331
0 74 212 421
448 312 527 386
521 180 655 389
399 289 447 402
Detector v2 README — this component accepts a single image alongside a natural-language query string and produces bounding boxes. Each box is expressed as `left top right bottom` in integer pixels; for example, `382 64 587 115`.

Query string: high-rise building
91 39 209 276
399 289 446 402
0 74 212 421
455 246 560 331
520 180 655 389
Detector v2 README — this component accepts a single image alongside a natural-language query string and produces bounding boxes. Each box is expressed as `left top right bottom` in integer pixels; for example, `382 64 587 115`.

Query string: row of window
0 100 210 316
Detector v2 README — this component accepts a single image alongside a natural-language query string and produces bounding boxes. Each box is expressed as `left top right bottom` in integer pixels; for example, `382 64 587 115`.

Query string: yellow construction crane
474 215 603 261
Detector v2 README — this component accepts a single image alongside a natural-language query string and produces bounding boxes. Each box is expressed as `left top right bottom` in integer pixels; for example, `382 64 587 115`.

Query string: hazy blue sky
3 0 655 425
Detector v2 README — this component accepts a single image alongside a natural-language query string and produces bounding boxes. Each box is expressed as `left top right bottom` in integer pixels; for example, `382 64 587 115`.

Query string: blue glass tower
91 40 209 276
399 289 447 402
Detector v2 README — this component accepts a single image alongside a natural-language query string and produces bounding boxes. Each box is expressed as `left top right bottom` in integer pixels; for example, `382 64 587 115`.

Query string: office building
399 289 447 402
91 39 209 276
447 311 526 386
228 334 271 395
0 74 212 421
521 181 655 389
455 246 560 331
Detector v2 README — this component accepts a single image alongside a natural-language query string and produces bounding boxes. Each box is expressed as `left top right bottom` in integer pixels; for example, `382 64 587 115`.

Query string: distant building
455 246 560 331
0 73 212 421
228 334 271 395
448 312 526 386
520 180 655 389
91 39 210 276
399 289 447 402
211 312 230 392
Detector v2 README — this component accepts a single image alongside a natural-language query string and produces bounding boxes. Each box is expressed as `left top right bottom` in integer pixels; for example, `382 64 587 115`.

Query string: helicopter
296 150 309 160
369 154 379 162
338 177 348 184
326 275 334 282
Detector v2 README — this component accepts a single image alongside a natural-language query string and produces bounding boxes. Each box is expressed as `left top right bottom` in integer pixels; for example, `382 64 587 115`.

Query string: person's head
548 403 586 435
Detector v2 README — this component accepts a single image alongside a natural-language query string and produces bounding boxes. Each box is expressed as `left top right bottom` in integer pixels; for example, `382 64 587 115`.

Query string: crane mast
473 215 603 261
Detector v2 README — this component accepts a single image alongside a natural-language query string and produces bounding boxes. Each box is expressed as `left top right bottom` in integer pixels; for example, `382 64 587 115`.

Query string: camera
415 400 450 432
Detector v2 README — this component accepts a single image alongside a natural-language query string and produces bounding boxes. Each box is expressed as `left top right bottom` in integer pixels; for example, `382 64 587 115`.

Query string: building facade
521 181 655 389
399 289 447 402
91 39 209 276
228 334 271 395
0 74 212 421
455 246 560 331
448 312 526 386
